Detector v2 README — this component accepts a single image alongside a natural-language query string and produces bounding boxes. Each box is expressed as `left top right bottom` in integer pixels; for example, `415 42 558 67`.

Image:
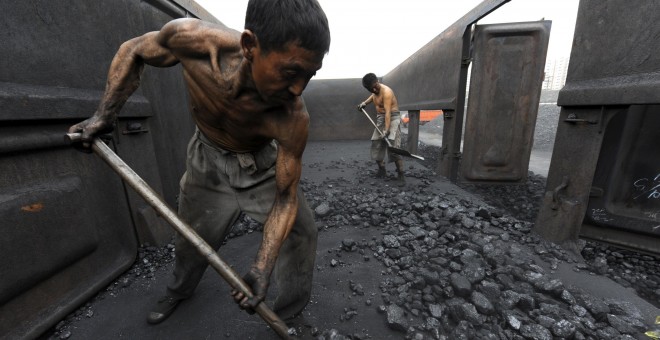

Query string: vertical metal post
533 108 613 255
439 26 472 182
407 110 420 154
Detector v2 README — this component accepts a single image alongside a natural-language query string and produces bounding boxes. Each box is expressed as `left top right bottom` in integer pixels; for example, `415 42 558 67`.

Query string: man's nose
288 79 307 97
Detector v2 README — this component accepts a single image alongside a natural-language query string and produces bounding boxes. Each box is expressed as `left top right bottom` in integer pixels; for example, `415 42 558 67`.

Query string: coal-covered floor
41 140 659 340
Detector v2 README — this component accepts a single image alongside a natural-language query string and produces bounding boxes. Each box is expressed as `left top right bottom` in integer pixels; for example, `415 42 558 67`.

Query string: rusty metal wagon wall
533 0 660 255
0 1 217 338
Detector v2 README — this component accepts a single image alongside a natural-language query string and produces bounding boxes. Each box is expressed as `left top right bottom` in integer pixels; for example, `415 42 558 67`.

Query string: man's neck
228 59 255 98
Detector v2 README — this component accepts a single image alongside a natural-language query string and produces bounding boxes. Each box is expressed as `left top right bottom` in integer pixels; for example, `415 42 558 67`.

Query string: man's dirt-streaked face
251 41 324 104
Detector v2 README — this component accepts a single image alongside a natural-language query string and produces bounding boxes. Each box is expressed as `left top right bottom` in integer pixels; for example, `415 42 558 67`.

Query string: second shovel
359 108 424 161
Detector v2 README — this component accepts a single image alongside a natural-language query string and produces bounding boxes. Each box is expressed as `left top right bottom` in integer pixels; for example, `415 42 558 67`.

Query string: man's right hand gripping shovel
65 126 293 340
68 113 116 151
231 265 269 314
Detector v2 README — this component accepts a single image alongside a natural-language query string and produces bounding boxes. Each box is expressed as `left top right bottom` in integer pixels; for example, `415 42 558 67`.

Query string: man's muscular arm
232 105 310 311
69 18 238 147
360 94 374 108
68 26 182 145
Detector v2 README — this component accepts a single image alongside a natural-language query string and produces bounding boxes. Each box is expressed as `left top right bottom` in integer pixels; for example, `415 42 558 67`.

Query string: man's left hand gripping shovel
65 133 292 340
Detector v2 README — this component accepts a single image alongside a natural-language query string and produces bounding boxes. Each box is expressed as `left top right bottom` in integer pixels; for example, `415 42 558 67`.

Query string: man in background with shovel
357 73 406 186
68 0 329 326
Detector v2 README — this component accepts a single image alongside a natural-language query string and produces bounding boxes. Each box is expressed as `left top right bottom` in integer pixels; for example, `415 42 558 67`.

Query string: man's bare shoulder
292 97 311 122
272 98 309 134
380 84 395 95
270 98 309 128
158 18 241 55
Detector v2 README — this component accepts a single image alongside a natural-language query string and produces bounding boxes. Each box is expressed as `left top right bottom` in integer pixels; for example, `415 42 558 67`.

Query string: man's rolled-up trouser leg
271 191 317 320
388 114 403 162
371 139 387 162
239 184 318 320
166 186 241 299
370 113 402 163
371 112 401 163
370 114 387 162
166 136 242 299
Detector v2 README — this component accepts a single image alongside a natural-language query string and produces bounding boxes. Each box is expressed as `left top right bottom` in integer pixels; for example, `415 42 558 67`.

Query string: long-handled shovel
359 108 424 160
65 133 292 340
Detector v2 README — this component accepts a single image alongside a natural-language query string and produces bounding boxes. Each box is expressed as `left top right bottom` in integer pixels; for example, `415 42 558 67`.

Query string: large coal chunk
384 305 408 332
450 273 472 297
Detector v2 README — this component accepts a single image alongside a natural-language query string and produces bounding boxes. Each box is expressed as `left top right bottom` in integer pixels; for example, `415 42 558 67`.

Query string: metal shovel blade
359 108 425 161
386 144 425 160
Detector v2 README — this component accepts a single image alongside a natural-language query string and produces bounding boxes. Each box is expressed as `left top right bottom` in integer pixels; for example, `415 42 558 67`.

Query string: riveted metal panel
461 21 551 183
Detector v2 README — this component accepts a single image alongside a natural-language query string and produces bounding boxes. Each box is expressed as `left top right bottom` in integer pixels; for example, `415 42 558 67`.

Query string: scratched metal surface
534 0 660 255
582 105 660 253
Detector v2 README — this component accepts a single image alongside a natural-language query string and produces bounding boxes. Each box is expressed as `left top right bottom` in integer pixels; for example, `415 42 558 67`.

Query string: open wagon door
461 21 551 183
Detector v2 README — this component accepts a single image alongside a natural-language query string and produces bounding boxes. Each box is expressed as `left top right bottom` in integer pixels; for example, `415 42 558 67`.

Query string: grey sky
194 0 579 79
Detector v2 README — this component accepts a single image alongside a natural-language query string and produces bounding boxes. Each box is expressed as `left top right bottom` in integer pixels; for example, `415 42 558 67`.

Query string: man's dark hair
362 73 378 89
245 0 330 54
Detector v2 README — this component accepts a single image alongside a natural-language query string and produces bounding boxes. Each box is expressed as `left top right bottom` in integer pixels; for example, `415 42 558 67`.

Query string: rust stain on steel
21 203 44 212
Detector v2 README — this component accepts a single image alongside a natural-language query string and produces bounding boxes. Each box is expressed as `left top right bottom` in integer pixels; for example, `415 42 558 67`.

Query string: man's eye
284 71 297 79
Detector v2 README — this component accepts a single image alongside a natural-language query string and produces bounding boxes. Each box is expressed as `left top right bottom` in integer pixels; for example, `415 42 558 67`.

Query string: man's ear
241 30 258 61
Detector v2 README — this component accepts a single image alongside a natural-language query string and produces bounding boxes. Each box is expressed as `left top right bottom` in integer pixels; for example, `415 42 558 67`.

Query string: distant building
543 56 570 90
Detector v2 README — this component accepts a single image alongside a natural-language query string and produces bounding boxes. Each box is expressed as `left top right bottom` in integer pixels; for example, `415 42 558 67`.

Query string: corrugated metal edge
0 81 152 120
558 71 660 106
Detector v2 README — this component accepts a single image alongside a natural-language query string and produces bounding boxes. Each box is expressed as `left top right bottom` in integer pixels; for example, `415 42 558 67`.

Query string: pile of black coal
309 164 652 339
582 244 660 309
412 140 659 312
46 147 657 340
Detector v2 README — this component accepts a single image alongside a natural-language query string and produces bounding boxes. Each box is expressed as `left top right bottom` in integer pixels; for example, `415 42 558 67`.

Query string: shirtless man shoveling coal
69 0 330 325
